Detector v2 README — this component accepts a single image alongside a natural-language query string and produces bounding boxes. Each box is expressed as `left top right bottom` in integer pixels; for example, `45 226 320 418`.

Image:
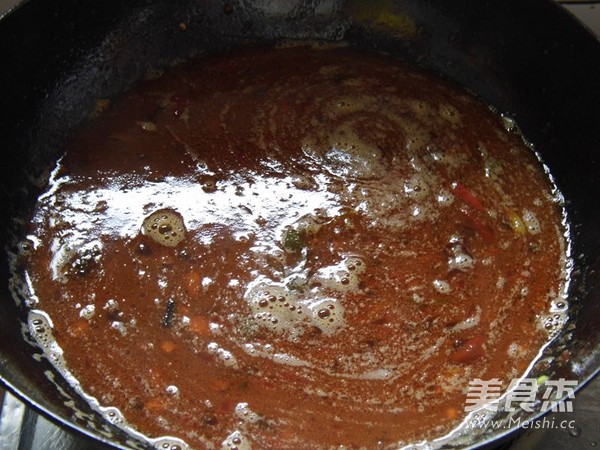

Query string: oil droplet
569 426 582 437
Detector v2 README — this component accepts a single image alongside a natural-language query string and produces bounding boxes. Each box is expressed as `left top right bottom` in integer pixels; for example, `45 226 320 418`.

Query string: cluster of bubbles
142 209 186 247
446 238 475 273
310 254 365 294
79 304 96 320
98 407 126 426
28 312 191 450
50 238 103 282
152 438 188 450
433 279 452 294
249 283 306 335
438 103 462 126
448 253 475 272
244 255 366 338
521 209 541 235
235 402 260 424
207 342 239 369
540 311 568 337
27 311 71 370
221 430 251 450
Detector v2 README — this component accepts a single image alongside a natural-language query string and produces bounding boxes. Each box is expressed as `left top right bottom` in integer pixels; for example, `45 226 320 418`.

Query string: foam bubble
433 279 451 294
436 189 454 205
245 279 305 336
150 437 189 450
521 209 541 235
539 312 567 336
311 255 365 294
218 349 238 368
450 307 481 332
243 256 362 338
28 311 55 348
448 253 475 272
110 321 127 336
221 430 251 450
166 385 179 396
79 304 96 320
235 402 260 424
438 103 462 125
550 298 568 312
142 209 186 247
103 299 118 311
99 407 125 426
301 110 387 181
507 342 526 359
404 174 430 200
307 298 345 335
49 239 103 282
323 139 385 180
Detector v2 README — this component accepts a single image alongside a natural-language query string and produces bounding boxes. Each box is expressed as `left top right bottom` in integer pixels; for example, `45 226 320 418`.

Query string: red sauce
22 46 568 449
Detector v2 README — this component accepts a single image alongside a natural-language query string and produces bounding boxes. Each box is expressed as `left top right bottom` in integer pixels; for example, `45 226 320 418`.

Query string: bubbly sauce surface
22 47 568 449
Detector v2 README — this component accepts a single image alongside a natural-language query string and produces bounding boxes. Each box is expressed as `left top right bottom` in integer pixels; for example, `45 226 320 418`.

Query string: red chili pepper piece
451 334 486 364
453 181 485 212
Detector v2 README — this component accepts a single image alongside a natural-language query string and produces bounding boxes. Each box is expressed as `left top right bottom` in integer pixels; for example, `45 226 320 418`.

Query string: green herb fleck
283 229 305 253
536 375 549 386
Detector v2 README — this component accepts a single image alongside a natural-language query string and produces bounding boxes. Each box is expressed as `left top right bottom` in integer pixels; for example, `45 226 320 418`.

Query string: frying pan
0 0 599 448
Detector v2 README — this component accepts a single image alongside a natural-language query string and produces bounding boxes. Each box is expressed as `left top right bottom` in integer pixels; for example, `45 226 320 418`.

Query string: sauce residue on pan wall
18 46 570 449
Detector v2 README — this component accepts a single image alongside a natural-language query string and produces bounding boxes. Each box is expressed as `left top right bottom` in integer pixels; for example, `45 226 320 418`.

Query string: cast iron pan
0 0 599 448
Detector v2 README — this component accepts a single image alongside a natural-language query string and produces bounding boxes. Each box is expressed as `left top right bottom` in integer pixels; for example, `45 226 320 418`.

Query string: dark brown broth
22 46 568 449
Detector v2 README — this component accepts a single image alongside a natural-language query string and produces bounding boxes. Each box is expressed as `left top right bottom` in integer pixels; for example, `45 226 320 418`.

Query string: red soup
20 46 570 449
